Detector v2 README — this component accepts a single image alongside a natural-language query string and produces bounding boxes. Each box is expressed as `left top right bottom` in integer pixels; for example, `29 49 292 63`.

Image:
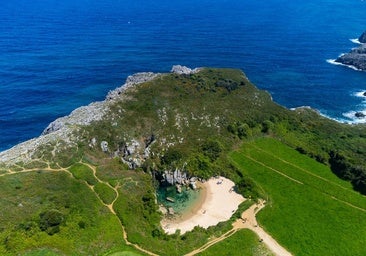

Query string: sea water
157 185 201 215
1 0 366 151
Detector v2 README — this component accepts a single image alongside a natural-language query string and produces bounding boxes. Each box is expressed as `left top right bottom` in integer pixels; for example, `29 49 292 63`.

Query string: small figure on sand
216 179 223 185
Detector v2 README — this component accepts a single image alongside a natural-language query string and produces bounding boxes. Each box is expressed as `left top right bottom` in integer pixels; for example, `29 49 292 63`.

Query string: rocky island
335 30 366 70
0 66 365 256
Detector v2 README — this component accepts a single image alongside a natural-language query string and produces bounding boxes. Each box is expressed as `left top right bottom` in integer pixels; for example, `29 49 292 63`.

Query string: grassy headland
0 68 365 255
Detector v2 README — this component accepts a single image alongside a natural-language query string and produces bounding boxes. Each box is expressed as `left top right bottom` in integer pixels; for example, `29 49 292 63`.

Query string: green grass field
230 137 366 256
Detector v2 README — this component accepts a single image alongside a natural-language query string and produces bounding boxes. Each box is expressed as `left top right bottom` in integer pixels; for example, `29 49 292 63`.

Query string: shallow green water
156 185 201 214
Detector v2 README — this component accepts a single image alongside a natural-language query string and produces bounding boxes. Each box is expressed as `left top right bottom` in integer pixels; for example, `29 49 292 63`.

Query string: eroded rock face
359 31 366 44
171 65 201 75
42 102 109 135
0 70 161 165
106 72 160 101
335 47 366 70
0 66 199 166
335 32 366 71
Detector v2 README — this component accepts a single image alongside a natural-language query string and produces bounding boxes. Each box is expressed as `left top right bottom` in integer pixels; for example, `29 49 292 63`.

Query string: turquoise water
157 185 201 215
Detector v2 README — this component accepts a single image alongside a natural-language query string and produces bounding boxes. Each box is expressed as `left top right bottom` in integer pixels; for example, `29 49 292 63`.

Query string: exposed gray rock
89 138 97 148
171 65 201 75
0 71 160 165
173 168 187 184
335 34 366 70
335 51 366 71
190 181 197 190
42 102 109 135
100 141 109 152
0 66 198 166
355 112 366 118
0 127 77 165
106 72 160 101
359 31 366 44
163 171 175 185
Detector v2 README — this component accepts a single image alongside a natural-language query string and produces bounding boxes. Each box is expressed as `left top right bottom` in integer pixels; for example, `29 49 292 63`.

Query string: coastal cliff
0 66 365 256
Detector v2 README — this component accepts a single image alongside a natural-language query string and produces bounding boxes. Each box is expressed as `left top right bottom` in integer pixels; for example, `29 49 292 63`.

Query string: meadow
230 137 366 256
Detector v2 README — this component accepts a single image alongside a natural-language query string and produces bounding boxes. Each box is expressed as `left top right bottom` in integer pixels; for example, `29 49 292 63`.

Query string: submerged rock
355 112 366 118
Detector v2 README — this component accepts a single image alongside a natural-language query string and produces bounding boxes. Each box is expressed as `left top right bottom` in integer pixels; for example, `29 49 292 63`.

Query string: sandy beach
161 176 245 234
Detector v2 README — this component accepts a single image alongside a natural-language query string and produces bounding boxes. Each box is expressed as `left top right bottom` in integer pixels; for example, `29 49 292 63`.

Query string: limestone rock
42 102 108 135
171 65 201 75
101 141 109 152
106 72 160 101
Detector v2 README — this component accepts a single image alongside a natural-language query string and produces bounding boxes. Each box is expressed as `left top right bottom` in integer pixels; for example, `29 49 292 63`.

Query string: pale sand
161 176 245 234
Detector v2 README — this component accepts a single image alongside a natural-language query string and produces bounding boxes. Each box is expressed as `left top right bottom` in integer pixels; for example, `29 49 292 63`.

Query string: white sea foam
354 91 366 98
343 110 366 124
291 104 366 124
326 59 363 71
350 38 362 44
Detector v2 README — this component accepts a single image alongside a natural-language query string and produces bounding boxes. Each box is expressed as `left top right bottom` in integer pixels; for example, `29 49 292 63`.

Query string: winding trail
185 200 292 256
234 201 292 256
1 159 293 256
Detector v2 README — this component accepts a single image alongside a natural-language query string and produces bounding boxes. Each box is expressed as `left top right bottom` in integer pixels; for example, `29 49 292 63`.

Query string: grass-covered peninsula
0 67 365 255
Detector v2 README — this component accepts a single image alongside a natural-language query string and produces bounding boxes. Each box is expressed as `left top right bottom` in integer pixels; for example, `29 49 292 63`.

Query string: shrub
201 140 223 162
39 209 64 235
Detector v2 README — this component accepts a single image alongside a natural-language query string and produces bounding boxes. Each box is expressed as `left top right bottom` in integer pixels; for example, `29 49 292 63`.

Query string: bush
161 149 183 166
39 209 64 235
201 140 223 161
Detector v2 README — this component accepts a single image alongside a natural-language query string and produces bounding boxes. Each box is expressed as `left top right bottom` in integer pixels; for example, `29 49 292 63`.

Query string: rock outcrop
0 70 163 165
359 31 366 44
355 112 366 118
335 44 366 71
171 65 201 75
335 31 366 71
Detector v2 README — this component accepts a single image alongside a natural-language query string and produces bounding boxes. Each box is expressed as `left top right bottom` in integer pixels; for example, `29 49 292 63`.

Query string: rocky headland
0 65 198 166
335 31 366 71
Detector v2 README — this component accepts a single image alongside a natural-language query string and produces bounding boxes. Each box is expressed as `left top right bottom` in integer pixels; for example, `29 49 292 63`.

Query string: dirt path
233 200 292 256
1 159 293 256
185 200 292 256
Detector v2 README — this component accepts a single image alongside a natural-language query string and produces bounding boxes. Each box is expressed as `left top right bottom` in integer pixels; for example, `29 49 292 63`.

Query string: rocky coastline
0 65 199 166
335 31 366 71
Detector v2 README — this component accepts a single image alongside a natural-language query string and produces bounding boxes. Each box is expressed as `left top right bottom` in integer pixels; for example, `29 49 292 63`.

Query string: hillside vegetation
0 68 365 255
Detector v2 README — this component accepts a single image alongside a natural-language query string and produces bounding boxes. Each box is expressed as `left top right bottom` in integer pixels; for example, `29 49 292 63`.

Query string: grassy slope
230 137 366 256
0 68 365 255
0 171 134 255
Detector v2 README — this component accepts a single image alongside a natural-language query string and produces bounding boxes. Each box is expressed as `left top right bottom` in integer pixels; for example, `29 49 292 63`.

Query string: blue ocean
1 0 366 151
